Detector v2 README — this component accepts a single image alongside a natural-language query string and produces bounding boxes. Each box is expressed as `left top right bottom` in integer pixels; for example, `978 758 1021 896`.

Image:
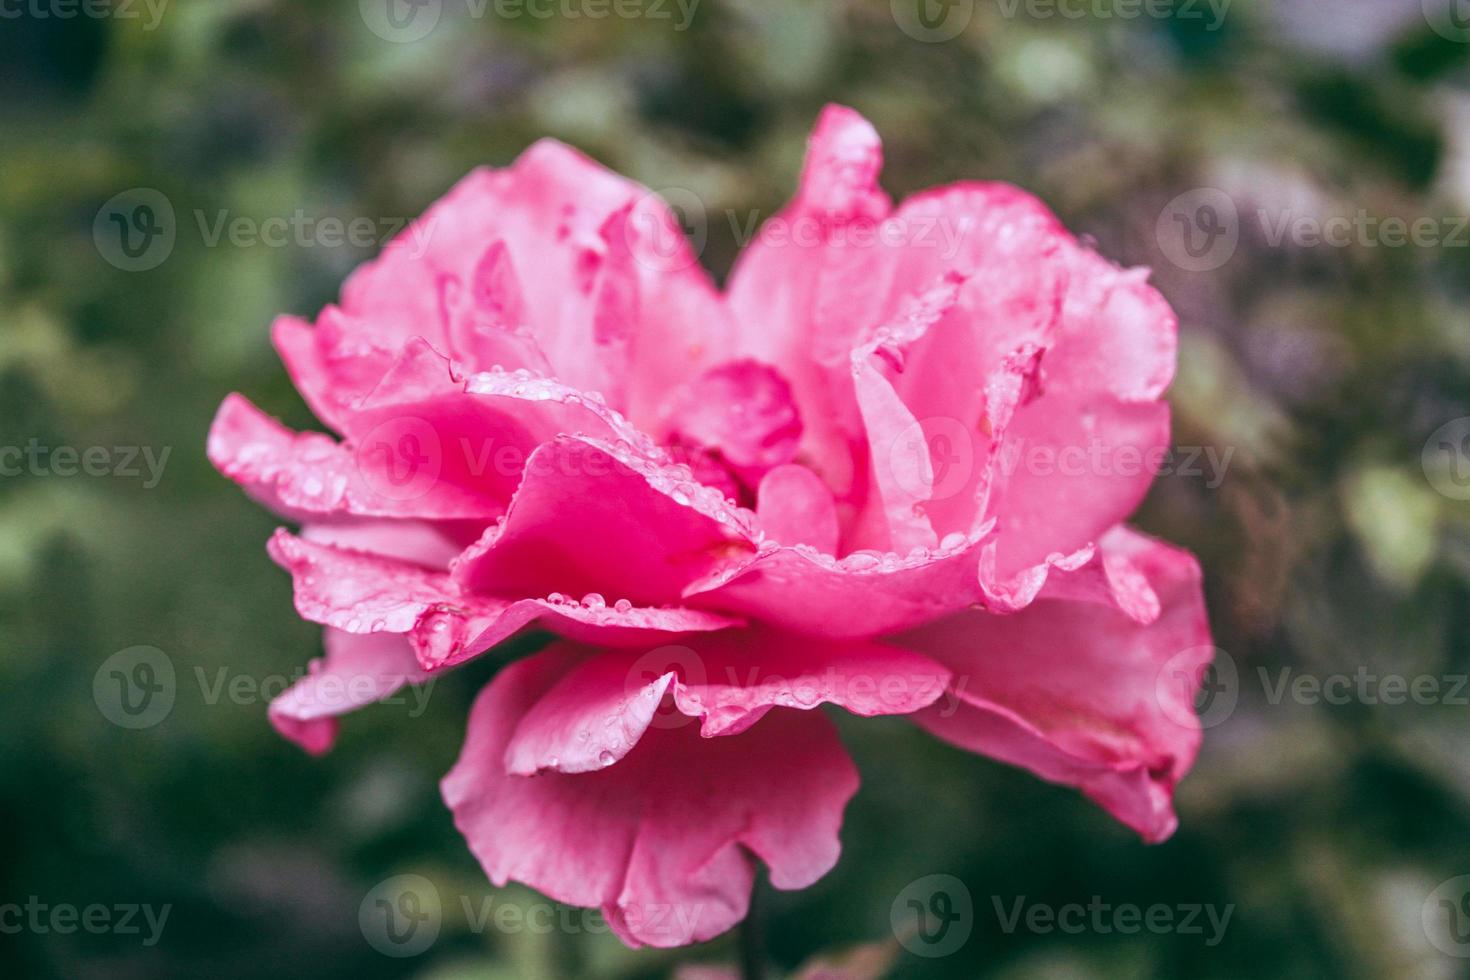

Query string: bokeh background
3 0 1470 977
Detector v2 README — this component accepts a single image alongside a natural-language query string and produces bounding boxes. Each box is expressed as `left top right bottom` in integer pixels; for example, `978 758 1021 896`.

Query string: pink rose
209 105 1213 949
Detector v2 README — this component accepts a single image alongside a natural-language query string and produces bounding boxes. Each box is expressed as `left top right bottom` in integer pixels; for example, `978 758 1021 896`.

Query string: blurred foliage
2 0 1470 977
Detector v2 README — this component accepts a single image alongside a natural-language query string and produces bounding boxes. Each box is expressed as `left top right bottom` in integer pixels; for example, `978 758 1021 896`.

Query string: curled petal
207 394 504 523
684 522 994 640
503 630 950 774
451 435 758 606
268 630 431 755
903 530 1211 842
663 360 803 489
442 646 859 947
267 531 741 671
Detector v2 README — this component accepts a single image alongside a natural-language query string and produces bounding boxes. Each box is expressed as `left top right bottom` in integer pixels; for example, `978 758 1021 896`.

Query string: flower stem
740 871 768 980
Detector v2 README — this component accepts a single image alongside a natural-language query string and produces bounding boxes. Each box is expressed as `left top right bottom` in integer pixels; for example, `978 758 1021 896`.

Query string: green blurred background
3 0 1470 977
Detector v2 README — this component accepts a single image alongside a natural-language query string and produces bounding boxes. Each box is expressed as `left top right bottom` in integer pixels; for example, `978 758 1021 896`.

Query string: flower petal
684 523 994 640
902 530 1211 842
267 531 742 671
451 435 758 606
503 630 950 774
755 464 840 554
662 360 803 489
268 630 431 755
442 646 859 947
725 105 893 497
341 338 660 508
207 393 503 522
278 140 732 425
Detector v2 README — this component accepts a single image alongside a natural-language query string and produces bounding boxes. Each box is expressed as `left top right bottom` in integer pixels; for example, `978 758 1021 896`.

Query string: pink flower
209 105 1213 949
